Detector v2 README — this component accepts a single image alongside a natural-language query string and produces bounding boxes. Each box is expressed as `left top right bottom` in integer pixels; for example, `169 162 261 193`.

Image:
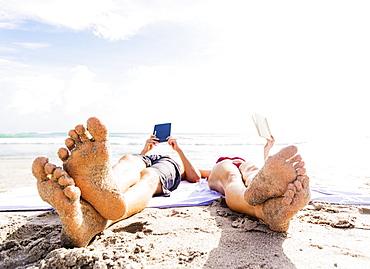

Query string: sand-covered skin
1 200 369 269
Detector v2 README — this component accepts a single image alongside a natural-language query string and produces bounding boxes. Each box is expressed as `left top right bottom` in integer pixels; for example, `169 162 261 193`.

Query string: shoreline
1 200 369 268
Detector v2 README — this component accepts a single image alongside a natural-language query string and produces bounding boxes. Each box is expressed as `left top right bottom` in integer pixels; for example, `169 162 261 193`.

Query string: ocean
0 133 369 194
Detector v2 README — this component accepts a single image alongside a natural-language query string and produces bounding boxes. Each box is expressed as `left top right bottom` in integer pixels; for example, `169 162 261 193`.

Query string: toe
58 174 75 186
44 163 57 175
282 194 293 205
300 175 310 189
75 124 91 142
282 183 296 205
64 185 81 201
32 157 49 180
293 179 303 192
53 167 75 186
286 183 296 195
58 148 70 162
296 167 306 176
53 167 66 178
274 145 298 160
86 117 108 142
65 138 75 151
68 129 81 144
289 154 302 164
293 159 305 170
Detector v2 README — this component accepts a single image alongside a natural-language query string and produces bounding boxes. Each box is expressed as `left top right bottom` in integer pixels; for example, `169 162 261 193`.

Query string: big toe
86 117 108 142
32 157 49 180
274 145 298 160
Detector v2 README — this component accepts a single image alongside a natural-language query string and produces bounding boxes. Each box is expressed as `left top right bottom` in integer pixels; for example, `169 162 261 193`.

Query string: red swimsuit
216 157 246 168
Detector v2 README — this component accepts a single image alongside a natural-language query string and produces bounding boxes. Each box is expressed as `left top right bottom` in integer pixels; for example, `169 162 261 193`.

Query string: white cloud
0 57 29 69
0 46 16 52
92 10 151 41
0 0 209 40
6 75 64 114
63 65 112 114
1 0 370 136
2 65 112 116
0 0 150 39
13 42 50 50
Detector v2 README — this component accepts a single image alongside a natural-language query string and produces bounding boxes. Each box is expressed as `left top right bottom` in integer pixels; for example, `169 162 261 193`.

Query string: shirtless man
32 117 310 248
32 117 201 247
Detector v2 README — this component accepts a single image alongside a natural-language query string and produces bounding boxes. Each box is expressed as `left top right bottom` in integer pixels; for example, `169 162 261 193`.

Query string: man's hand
167 136 182 153
140 135 159 155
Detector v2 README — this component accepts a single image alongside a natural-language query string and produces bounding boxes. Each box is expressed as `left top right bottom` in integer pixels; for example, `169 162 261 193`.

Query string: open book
252 113 273 141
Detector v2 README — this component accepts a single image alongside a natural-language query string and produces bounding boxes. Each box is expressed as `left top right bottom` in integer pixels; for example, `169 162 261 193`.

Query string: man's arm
140 135 159 155
167 137 201 183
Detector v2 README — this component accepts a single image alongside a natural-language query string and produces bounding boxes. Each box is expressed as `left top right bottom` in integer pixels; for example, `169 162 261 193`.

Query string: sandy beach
1 147 370 268
0 199 369 269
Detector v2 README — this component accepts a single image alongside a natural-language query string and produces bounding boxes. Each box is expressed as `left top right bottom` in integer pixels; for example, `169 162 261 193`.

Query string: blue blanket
310 186 370 205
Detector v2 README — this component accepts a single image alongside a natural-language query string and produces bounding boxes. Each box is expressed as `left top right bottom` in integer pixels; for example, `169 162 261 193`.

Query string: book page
252 113 273 141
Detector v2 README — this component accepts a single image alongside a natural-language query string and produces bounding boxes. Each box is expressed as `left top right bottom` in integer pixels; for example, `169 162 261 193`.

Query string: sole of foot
244 145 306 206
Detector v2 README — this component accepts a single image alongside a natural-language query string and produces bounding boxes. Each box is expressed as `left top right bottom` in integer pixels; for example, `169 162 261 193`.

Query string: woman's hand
264 136 275 160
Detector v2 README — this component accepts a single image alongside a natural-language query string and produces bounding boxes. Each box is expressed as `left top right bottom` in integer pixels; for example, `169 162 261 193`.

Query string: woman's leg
208 160 258 217
207 152 310 232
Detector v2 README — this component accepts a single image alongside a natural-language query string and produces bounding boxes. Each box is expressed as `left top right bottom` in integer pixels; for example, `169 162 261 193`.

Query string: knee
141 168 162 193
119 154 137 162
239 161 259 172
140 168 156 177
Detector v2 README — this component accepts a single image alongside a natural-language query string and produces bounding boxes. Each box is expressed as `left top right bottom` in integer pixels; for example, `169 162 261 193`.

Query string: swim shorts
134 154 182 196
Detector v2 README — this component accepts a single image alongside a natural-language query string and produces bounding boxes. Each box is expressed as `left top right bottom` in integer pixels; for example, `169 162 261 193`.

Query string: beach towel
0 179 220 212
310 186 370 205
0 180 369 212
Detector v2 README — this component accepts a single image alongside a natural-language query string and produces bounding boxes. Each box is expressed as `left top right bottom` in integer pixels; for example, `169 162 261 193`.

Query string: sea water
0 133 369 194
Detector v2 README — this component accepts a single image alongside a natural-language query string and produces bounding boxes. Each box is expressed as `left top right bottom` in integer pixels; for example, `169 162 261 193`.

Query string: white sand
1 199 369 268
1 161 370 268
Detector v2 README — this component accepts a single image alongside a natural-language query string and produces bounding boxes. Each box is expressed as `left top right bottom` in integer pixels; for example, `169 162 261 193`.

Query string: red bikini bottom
216 157 246 168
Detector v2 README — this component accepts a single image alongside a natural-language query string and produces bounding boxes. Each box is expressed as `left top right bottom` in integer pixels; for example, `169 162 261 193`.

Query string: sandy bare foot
244 145 306 206
258 175 311 232
57 117 125 220
32 156 108 248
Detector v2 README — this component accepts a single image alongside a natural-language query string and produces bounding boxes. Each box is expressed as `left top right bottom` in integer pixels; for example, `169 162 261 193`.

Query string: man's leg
57 117 149 220
32 157 162 247
32 157 109 248
117 168 163 219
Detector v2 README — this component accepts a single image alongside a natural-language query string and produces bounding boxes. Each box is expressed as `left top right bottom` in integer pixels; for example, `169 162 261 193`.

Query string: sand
1 198 369 269
0 159 370 268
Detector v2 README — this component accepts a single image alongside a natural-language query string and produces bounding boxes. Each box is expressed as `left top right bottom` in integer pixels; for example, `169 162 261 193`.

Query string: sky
1 0 369 140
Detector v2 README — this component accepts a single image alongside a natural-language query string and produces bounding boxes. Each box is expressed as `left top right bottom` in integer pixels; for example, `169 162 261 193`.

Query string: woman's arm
199 170 211 178
263 136 275 161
